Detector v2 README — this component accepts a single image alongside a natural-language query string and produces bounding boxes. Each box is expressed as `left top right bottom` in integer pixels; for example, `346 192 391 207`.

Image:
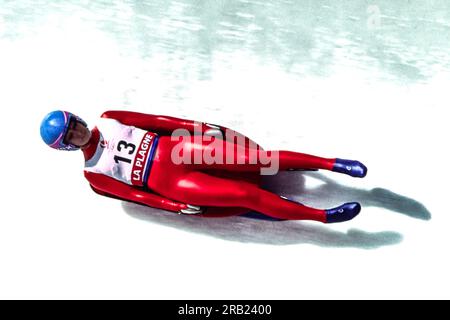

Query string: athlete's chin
80 133 92 148
79 140 90 149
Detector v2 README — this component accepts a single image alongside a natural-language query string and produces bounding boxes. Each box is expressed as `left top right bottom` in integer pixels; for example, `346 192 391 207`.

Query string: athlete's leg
152 170 359 223
148 137 360 222
176 136 366 177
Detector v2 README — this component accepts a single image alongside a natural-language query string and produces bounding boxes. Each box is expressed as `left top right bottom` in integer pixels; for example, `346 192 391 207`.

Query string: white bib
84 118 158 187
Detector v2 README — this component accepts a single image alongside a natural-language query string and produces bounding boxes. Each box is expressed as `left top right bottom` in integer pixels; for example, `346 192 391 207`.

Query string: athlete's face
64 120 91 148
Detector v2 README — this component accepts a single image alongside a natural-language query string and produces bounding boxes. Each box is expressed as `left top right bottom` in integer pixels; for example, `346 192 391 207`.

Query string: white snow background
0 0 448 299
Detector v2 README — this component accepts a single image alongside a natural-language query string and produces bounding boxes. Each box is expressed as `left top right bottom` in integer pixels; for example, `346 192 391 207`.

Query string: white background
0 1 449 299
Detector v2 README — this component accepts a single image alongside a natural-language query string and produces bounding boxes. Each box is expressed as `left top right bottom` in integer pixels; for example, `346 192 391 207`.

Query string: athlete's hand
204 122 263 150
204 123 223 137
179 204 205 215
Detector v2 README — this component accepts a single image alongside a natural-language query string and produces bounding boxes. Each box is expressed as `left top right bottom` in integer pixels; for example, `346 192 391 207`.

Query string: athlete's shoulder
100 111 133 127
100 110 133 121
100 110 116 119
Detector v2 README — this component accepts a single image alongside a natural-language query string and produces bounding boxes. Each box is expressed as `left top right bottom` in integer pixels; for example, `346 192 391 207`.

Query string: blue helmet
40 110 88 151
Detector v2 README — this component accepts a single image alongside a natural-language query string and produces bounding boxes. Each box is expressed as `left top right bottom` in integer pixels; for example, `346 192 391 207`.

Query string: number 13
114 140 136 164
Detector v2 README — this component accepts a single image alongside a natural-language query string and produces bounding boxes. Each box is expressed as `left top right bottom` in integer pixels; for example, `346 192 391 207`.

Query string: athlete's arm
101 110 217 135
100 110 259 147
84 171 197 213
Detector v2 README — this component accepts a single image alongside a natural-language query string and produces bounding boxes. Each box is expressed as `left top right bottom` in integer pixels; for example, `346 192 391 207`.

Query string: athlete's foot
326 202 361 223
332 159 367 178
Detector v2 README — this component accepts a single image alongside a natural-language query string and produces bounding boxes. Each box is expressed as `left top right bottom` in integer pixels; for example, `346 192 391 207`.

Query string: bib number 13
114 140 136 164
